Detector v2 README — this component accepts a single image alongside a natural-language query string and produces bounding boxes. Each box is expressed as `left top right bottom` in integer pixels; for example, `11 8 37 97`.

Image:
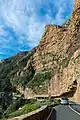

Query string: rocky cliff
0 0 80 102
74 0 80 10
32 0 80 102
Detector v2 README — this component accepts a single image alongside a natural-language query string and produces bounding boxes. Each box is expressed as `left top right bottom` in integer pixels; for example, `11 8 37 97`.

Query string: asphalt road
51 104 80 120
70 103 80 113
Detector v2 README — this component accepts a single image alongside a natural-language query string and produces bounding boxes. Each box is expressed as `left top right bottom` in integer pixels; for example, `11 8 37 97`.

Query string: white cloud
0 0 73 59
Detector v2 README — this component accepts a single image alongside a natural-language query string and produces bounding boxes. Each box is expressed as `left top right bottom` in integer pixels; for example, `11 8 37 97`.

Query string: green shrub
2 99 60 119
11 64 35 87
28 71 52 89
5 98 26 115
5 103 40 119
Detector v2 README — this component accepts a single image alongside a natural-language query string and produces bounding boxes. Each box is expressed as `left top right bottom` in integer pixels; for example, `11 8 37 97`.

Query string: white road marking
46 107 54 120
69 105 80 116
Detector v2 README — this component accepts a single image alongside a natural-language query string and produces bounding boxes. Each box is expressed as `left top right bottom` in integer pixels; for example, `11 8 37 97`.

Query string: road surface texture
50 104 80 120
70 103 80 113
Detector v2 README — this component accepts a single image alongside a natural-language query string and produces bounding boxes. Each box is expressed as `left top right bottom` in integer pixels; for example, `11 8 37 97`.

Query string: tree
0 78 12 116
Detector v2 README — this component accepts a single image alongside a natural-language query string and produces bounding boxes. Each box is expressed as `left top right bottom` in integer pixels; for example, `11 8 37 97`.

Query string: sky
0 0 74 60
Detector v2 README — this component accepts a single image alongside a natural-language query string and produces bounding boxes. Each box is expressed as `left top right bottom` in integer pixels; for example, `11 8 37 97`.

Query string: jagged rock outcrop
32 0 80 101
74 0 80 10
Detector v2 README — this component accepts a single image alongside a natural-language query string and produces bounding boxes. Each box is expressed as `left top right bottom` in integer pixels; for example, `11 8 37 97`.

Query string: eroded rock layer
32 0 80 102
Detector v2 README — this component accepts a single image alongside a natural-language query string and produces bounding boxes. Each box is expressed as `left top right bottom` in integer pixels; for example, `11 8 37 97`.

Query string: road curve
51 105 80 120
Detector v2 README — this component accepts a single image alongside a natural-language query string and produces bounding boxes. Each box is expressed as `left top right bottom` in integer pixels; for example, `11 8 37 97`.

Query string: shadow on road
50 109 56 120
69 101 77 105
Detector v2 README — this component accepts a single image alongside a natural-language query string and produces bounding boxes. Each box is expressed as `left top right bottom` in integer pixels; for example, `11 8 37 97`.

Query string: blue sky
0 0 74 60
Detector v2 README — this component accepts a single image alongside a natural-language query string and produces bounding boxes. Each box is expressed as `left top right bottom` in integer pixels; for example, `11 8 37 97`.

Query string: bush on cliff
4 98 26 116
2 99 60 119
28 70 52 89
4 103 40 119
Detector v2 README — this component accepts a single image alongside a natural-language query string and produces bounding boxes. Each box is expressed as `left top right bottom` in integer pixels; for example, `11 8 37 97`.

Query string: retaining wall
8 105 50 120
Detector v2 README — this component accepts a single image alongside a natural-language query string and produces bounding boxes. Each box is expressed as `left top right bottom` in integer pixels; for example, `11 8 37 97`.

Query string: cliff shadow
50 108 56 120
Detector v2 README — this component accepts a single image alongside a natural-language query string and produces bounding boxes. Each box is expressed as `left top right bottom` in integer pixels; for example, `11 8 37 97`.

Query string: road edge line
46 107 54 120
69 105 80 116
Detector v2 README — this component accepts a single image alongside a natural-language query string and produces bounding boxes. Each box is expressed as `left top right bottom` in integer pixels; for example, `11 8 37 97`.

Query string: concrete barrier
8 105 50 120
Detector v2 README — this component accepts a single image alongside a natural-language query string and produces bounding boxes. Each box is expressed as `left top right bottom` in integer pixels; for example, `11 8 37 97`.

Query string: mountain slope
0 49 36 87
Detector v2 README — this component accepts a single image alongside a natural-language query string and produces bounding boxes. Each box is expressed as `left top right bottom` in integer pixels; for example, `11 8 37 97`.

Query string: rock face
48 0 80 102
32 0 80 102
74 0 80 10
0 0 80 102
